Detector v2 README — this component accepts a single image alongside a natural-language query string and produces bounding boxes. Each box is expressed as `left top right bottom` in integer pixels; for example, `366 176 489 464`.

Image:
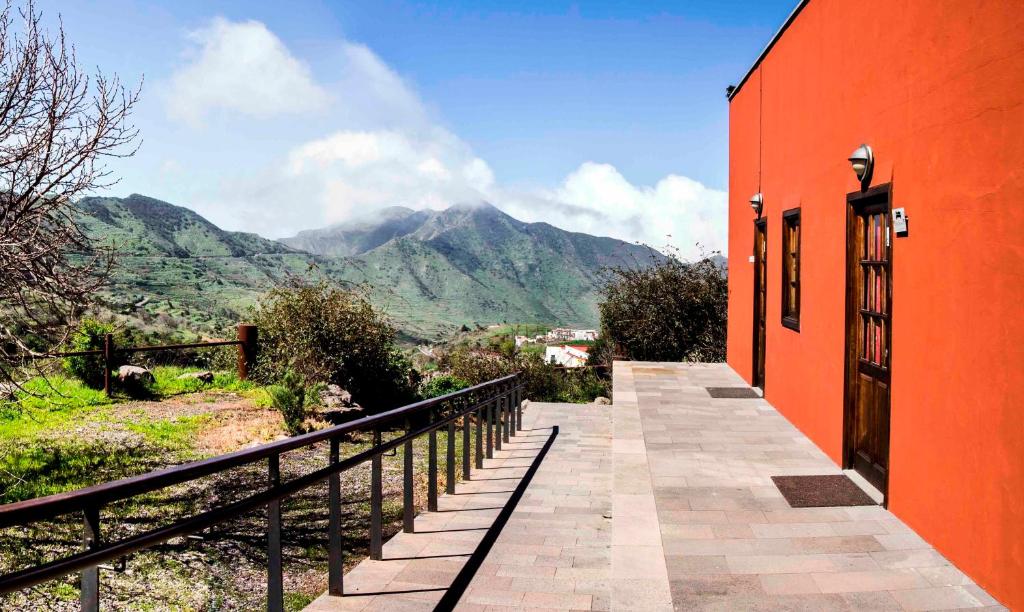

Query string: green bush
437 347 609 403
252 281 419 412
269 371 306 435
421 374 470 399
62 319 124 389
599 253 727 362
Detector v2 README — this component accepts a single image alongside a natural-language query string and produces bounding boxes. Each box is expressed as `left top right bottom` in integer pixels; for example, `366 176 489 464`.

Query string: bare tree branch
0 0 140 386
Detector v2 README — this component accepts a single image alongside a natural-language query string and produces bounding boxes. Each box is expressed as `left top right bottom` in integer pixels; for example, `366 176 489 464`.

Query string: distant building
545 345 589 368
546 328 598 342
514 335 529 348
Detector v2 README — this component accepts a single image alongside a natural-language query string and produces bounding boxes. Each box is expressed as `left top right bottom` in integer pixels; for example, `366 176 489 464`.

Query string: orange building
726 1 1024 607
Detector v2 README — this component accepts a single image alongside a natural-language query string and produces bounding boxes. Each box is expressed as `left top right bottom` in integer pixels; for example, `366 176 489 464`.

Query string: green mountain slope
78 196 661 340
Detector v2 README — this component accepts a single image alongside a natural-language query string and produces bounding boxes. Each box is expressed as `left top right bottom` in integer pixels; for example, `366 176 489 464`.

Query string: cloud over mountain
163 17 726 259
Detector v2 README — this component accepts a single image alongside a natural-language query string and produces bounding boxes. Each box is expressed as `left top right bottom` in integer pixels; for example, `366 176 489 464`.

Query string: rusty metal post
370 430 383 560
102 333 114 397
328 438 343 596
446 422 456 494
237 324 258 381
516 386 523 431
81 506 100 612
428 415 438 512
485 401 493 459
475 408 483 469
403 420 415 533
495 395 503 451
267 454 283 612
462 415 471 480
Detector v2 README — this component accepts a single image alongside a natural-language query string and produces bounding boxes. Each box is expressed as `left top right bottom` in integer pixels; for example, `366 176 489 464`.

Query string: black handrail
0 372 526 612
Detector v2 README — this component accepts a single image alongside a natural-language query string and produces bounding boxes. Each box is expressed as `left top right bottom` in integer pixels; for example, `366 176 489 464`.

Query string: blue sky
39 0 794 255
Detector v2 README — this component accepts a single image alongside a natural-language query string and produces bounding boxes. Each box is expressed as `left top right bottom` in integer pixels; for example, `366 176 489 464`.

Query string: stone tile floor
307 362 1006 611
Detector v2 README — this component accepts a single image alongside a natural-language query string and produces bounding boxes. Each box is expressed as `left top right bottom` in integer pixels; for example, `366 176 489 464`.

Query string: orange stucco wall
726 1 1024 607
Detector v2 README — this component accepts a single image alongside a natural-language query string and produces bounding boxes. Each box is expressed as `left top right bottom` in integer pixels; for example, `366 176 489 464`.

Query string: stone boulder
593 396 612 405
117 365 155 385
176 370 214 384
319 384 356 409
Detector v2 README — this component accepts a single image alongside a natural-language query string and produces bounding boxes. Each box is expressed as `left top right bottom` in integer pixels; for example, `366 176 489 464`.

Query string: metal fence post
462 414 471 480
485 401 493 459
102 334 114 397
495 394 503 451
510 386 517 435
370 430 383 560
475 408 483 469
237 324 258 381
516 386 523 431
428 414 438 512
267 454 283 612
446 421 456 494
328 438 343 597
403 420 415 533
503 391 511 444
81 506 100 612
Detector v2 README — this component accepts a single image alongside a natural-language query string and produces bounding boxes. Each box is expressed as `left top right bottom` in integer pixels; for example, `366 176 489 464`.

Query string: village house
544 344 589 368
726 1 1024 608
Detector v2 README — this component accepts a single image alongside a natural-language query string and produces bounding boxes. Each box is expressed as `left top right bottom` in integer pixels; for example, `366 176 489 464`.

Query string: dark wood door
845 189 892 494
752 220 767 390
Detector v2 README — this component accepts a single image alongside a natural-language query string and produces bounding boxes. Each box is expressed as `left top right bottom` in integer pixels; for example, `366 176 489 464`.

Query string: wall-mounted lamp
848 144 874 186
750 193 763 216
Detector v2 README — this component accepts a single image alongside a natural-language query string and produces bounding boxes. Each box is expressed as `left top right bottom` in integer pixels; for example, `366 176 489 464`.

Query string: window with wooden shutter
781 208 800 330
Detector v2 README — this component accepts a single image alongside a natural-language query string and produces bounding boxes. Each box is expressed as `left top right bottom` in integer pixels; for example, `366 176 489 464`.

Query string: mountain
78 194 293 257
76 195 662 340
279 206 431 257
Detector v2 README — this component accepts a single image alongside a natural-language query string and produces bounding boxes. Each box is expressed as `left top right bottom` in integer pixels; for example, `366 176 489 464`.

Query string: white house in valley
545 344 590 367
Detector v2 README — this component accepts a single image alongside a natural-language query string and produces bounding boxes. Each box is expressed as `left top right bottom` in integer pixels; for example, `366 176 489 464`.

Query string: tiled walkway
308 363 1006 611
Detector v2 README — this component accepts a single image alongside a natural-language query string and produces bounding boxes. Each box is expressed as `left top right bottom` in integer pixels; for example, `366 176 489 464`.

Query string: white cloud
163 19 726 258
497 163 727 259
285 127 495 224
166 18 329 125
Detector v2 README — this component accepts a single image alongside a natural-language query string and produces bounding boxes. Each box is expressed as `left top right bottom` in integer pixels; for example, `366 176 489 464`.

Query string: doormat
771 475 877 507
706 387 761 398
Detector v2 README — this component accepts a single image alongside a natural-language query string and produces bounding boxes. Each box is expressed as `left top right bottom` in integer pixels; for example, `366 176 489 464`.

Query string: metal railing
0 373 525 611
39 324 259 394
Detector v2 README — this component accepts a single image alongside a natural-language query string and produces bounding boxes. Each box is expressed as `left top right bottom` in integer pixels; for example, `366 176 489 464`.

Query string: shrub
63 319 124 389
599 253 727 362
269 371 306 435
252 281 419 412
437 347 609 403
421 374 470 399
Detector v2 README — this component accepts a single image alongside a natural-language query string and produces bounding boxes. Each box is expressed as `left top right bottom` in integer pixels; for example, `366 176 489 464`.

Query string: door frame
752 218 767 390
842 183 893 504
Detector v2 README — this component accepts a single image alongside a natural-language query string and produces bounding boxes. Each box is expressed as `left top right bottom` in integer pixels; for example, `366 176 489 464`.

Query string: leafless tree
0 0 140 386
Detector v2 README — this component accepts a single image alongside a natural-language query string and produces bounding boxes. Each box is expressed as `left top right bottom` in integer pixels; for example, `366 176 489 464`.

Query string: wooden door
752 219 767 390
845 187 892 494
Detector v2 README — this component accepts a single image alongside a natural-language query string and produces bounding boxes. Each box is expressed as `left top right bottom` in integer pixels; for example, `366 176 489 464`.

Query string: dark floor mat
706 387 761 398
771 475 877 507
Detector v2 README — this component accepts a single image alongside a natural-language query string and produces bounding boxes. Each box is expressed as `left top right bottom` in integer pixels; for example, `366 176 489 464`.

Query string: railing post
462 413 471 480
510 386 517 435
475 407 483 469
328 438 343 597
370 430 383 560
428 413 438 512
516 386 523 431
81 506 100 612
267 454 283 612
237 324 258 381
495 394 503 451
102 333 114 397
403 420 415 533
446 421 456 494
485 400 493 459
503 391 511 444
